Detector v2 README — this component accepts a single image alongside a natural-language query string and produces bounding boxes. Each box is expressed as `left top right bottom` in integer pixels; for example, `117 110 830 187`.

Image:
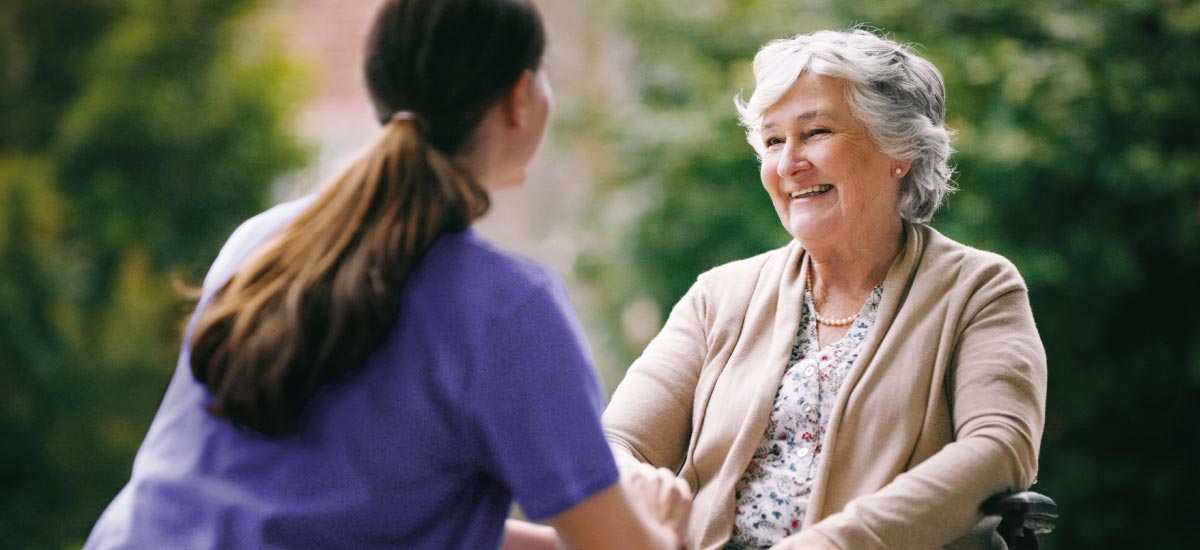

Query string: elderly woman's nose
777 143 814 177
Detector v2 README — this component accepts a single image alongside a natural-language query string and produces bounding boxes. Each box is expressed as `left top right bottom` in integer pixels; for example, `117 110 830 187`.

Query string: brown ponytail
189 0 545 434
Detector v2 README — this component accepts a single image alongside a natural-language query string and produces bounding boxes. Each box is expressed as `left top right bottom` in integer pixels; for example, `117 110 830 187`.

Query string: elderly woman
603 29 1047 550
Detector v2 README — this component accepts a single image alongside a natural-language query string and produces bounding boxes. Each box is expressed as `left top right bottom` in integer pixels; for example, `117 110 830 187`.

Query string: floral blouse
726 283 884 549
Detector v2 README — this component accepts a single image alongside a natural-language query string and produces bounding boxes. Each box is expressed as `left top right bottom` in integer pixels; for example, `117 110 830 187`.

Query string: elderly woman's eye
765 137 784 148
807 128 831 138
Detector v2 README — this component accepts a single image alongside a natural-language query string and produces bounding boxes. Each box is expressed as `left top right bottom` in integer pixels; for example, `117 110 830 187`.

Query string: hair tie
388 110 427 133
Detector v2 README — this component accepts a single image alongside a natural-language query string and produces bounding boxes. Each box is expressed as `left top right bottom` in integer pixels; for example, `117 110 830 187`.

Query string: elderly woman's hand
621 461 693 547
768 529 841 550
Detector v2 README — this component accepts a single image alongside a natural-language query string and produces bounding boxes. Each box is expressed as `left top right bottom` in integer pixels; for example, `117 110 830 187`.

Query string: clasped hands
618 457 839 550
619 460 693 548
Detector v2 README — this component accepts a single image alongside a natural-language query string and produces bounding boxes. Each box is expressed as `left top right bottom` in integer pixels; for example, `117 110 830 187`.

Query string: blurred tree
584 0 1199 547
0 0 308 547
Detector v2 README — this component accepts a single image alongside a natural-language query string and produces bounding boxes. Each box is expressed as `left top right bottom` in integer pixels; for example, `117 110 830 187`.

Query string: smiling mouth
789 184 833 199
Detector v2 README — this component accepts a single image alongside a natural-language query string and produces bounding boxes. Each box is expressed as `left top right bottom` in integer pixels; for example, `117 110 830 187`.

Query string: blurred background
1 0 1197 548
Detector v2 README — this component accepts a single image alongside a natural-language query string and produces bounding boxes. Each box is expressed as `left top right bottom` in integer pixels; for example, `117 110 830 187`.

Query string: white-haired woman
603 29 1047 550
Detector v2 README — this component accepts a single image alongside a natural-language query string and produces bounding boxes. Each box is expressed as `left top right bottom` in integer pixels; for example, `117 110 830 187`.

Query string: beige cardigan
603 223 1046 550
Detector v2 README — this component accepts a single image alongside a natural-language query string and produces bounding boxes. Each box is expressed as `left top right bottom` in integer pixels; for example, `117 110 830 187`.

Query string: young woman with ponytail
84 1 690 548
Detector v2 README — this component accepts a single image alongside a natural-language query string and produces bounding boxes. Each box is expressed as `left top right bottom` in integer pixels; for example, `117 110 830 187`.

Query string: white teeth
789 185 832 199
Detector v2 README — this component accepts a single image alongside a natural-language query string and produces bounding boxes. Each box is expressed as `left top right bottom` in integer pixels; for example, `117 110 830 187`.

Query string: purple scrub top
85 197 619 549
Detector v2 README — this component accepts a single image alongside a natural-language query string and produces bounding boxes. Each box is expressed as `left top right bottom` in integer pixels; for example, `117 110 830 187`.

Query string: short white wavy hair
736 29 955 223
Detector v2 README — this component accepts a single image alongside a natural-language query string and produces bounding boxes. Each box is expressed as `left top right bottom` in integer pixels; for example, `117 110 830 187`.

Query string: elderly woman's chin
780 205 841 245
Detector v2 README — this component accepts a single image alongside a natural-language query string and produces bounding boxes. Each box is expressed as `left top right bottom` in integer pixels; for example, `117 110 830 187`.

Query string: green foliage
586 0 1199 547
0 0 308 546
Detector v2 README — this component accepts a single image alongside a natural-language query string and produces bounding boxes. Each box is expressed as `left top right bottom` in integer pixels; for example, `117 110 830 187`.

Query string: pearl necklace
806 268 857 326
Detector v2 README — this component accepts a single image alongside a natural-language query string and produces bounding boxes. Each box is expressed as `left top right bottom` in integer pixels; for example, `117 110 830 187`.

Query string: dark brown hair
189 0 546 434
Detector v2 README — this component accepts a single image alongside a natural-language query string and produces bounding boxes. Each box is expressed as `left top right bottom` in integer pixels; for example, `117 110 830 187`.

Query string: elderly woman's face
758 72 905 248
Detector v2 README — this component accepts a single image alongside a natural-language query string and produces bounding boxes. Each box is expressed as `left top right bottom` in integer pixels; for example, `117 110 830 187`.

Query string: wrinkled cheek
759 161 778 195
760 166 780 212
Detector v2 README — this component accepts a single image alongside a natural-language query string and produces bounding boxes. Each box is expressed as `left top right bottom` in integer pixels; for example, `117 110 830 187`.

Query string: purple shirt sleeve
467 271 619 521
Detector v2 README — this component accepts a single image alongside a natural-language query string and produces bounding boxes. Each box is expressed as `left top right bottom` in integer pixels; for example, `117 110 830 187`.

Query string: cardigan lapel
696 239 809 546
805 221 926 522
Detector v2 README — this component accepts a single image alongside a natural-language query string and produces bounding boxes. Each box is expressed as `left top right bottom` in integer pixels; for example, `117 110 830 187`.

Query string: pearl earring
893 168 903 176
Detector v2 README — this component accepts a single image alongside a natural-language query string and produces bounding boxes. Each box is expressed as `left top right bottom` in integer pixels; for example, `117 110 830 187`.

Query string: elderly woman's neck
805 219 905 294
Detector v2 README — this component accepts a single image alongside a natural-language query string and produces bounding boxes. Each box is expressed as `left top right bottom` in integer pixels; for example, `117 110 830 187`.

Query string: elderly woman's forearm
603 282 710 472
811 433 1036 550
810 288 1046 549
